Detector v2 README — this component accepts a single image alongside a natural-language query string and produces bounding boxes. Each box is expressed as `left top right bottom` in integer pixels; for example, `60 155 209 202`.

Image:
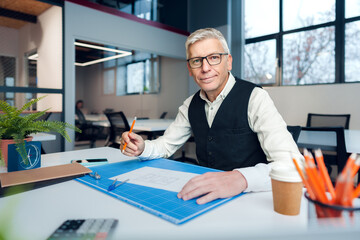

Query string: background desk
297 129 360 153
1 147 359 240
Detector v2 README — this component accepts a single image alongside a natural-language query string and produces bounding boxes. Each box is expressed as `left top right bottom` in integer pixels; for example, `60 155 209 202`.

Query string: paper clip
88 172 101 180
107 178 129 191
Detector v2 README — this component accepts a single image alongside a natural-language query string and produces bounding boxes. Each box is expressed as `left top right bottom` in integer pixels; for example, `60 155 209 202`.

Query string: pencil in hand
122 117 137 153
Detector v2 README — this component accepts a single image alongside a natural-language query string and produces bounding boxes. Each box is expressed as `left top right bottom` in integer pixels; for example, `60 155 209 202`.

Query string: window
244 0 360 85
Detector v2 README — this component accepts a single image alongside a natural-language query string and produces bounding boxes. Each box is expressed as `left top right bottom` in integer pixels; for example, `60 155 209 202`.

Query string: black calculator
47 219 118 240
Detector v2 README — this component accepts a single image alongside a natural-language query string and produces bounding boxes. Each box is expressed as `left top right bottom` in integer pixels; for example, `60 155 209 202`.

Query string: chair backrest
301 126 347 175
75 109 87 125
36 112 52 121
105 111 130 143
306 113 350 129
287 125 301 143
160 112 167 119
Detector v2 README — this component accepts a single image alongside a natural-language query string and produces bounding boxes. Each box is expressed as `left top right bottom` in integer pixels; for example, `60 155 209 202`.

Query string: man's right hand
120 132 145 156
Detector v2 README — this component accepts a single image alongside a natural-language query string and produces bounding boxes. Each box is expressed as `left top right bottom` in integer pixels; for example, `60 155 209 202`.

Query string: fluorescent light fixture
74 42 132 67
28 53 38 60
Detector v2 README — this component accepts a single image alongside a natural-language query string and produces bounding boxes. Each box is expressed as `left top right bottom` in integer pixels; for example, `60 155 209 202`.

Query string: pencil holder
305 192 360 226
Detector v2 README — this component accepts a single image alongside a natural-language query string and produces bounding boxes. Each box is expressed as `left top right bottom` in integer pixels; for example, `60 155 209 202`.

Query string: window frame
244 0 360 86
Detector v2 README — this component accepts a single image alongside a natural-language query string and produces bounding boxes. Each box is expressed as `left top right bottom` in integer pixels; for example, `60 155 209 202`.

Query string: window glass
0 56 16 86
135 0 152 20
345 21 360 82
244 39 277 85
244 0 279 38
283 0 335 31
127 62 145 94
116 65 126 96
282 27 335 85
346 0 360 18
103 69 115 95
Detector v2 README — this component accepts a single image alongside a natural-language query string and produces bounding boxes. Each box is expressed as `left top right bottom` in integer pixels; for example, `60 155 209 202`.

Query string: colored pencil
293 158 316 199
314 149 335 202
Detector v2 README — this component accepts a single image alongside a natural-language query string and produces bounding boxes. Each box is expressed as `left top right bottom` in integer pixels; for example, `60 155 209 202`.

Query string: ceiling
0 0 52 29
0 0 136 66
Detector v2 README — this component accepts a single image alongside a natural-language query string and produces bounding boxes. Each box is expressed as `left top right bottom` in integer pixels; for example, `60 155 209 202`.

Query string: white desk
298 129 360 153
92 118 174 132
1 147 360 240
30 132 56 142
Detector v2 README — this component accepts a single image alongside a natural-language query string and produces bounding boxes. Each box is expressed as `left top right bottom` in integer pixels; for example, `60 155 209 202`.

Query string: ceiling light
28 53 38 60
74 41 132 67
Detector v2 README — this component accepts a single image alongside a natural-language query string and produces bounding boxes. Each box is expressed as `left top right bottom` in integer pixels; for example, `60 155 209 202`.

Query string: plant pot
0 137 33 167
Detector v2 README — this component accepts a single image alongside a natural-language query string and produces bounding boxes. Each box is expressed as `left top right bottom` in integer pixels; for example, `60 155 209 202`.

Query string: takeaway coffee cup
270 163 303 215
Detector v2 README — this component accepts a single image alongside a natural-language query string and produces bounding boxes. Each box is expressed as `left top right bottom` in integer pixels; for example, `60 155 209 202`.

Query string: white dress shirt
140 73 303 192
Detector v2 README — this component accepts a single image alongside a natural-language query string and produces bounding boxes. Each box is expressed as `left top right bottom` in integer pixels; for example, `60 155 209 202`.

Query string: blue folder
75 158 244 224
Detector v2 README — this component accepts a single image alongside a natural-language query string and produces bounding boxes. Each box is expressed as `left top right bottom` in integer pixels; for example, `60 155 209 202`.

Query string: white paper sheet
110 167 199 192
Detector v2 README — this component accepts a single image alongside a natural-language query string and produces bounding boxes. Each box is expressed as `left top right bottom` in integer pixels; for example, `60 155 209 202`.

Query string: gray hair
185 28 230 59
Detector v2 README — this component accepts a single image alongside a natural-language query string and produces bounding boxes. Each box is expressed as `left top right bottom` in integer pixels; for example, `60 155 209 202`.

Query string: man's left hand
177 171 248 205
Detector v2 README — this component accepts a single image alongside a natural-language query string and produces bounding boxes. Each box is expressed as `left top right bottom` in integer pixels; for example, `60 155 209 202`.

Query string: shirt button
208 136 213 141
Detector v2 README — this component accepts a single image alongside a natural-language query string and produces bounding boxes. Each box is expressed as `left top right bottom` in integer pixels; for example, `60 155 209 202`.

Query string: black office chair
160 112 167 119
75 109 100 148
306 113 351 129
287 125 301 143
104 111 130 148
301 126 348 182
173 135 197 165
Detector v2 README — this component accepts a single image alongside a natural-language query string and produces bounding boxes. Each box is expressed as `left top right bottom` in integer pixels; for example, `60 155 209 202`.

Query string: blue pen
107 178 129 191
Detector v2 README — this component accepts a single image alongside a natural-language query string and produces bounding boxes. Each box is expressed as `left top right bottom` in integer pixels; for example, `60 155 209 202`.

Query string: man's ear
227 54 233 71
187 63 193 76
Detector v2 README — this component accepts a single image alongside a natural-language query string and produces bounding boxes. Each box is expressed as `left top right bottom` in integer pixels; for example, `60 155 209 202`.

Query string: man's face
187 38 232 100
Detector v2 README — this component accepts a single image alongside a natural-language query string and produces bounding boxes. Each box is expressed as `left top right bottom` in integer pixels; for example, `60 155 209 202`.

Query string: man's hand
120 132 145 157
177 171 247 205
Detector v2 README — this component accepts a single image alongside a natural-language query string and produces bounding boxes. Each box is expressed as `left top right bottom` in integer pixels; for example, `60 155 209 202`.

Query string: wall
17 6 62 111
65 1 188 150
76 57 188 119
265 83 360 129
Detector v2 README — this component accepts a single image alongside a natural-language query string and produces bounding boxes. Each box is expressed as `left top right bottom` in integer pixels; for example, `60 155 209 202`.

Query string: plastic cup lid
270 164 302 182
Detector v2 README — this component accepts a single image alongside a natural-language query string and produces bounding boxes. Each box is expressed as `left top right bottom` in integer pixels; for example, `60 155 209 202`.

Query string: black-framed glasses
187 53 228 69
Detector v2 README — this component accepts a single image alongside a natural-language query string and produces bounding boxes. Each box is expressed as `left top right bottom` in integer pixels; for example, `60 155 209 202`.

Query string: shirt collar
199 72 236 103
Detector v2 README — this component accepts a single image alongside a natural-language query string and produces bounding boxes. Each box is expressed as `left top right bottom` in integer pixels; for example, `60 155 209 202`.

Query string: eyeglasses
187 53 228 69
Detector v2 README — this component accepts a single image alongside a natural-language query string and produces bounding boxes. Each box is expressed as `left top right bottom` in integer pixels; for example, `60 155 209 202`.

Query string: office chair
287 125 302 143
75 109 100 148
301 126 348 182
174 135 198 165
306 113 351 129
160 112 167 119
104 111 130 148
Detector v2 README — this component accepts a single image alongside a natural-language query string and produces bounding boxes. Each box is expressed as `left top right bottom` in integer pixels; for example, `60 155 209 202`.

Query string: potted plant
0 96 80 168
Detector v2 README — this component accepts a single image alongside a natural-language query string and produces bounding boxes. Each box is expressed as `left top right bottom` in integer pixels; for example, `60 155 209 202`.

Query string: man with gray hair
121 28 302 204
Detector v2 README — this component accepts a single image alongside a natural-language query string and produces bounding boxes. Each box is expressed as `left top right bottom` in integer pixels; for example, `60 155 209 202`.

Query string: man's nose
201 58 211 71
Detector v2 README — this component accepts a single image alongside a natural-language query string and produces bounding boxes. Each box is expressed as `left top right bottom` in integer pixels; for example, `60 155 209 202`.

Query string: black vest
188 78 267 171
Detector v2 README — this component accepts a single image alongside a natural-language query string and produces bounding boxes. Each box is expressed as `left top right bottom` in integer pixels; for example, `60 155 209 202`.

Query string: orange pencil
122 117 137 153
341 153 357 176
314 149 336 202
293 158 316 199
307 150 326 193
340 169 353 207
304 161 329 204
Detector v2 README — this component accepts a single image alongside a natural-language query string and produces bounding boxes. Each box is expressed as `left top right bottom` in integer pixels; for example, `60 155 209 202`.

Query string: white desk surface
30 132 56 142
1 147 360 240
92 118 174 132
298 129 360 154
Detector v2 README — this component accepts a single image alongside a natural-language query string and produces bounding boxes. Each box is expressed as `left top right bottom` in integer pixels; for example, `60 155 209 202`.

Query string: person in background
120 28 303 204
